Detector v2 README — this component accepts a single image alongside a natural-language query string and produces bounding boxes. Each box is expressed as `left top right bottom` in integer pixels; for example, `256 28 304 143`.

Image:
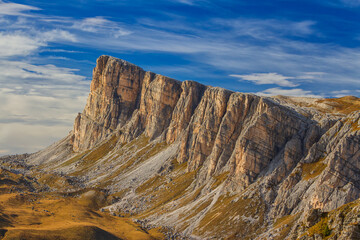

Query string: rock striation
23 55 360 240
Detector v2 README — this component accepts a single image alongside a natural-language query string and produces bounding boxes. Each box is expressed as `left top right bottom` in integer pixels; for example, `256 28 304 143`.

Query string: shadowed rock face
24 55 360 239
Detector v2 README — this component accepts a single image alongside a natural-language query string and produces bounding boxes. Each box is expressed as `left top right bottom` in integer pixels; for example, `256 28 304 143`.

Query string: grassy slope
0 170 163 240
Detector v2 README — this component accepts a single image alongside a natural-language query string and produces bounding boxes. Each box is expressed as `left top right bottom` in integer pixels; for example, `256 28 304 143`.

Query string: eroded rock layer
24 55 360 240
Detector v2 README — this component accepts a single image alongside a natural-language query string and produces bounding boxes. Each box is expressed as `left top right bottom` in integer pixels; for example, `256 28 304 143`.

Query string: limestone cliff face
71 56 318 188
72 56 182 151
72 56 145 151
71 57 359 194
32 55 360 239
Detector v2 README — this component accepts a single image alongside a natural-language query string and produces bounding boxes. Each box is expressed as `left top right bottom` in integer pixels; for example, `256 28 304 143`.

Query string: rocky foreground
2 55 360 239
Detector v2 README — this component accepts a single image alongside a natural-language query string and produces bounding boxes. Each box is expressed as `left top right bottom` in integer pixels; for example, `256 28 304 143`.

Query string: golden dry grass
273 213 300 240
316 96 360 114
193 193 266 240
210 171 229 190
0 192 163 240
301 159 327 180
0 169 163 240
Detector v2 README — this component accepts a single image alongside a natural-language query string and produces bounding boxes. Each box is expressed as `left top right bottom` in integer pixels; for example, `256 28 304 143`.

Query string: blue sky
0 0 360 155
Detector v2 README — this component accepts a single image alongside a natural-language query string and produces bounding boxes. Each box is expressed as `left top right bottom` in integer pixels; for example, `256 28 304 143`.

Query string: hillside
2 55 360 239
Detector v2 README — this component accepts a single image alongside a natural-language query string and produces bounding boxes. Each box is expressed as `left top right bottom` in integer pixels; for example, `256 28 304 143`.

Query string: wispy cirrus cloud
257 87 322 98
0 3 87 155
0 30 76 58
42 29 77 42
1 0 360 155
0 1 40 16
211 18 317 40
0 32 44 57
0 61 89 154
72 17 132 37
331 90 352 97
230 73 298 87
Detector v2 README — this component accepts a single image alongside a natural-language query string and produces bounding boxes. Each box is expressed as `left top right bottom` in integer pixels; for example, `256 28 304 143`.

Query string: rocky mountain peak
24 56 360 239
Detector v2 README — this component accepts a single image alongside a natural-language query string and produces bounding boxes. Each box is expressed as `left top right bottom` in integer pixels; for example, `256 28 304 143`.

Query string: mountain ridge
5 55 360 239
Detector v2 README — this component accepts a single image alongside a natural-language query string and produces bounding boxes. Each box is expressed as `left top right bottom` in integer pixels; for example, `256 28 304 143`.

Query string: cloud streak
0 0 360 155
0 32 44 57
230 73 298 87
0 1 40 16
257 87 322 98
72 17 131 37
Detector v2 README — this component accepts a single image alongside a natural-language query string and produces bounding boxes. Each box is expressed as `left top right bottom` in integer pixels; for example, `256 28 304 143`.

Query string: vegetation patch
350 120 360 132
107 188 130 204
0 190 163 240
138 170 197 217
307 217 332 238
177 185 205 209
183 199 212 222
38 174 72 190
136 175 165 194
211 171 229 190
317 96 360 114
273 213 300 240
194 193 266 239
59 150 90 168
301 159 327 180
70 135 119 176
100 135 168 186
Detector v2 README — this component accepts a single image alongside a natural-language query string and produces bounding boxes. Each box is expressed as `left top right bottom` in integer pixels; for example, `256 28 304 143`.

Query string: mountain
2 55 360 239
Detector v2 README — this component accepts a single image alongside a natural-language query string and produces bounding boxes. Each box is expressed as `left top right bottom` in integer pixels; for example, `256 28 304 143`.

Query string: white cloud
42 29 77 42
72 17 131 37
0 1 40 16
212 18 316 40
0 32 44 57
0 1 360 155
0 79 88 155
230 73 298 87
0 122 73 155
0 58 89 155
0 30 77 58
296 72 325 80
257 87 322 98
0 60 86 85
331 90 351 97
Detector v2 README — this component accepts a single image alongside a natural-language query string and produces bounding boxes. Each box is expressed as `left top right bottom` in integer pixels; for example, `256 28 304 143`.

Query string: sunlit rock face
25 55 360 239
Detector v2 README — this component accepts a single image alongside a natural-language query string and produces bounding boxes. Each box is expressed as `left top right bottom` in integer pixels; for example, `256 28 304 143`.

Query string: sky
0 0 360 155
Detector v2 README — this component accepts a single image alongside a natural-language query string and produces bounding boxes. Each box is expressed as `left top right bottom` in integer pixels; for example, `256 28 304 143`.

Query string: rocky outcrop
71 56 323 187
72 56 182 151
23 55 360 240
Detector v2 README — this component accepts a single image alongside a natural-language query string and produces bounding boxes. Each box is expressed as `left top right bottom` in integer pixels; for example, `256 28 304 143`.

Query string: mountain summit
4 56 360 239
